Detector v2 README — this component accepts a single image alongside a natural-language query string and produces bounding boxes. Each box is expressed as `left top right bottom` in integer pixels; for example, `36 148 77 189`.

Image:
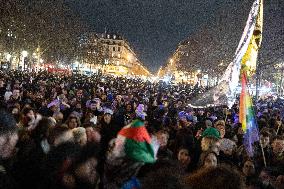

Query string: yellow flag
241 0 263 73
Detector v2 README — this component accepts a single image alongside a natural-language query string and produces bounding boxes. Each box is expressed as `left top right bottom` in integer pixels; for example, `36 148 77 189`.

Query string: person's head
66 115 81 129
177 147 191 167
215 120 226 138
21 106 35 121
53 111 64 125
85 126 101 143
31 117 55 141
12 88 20 99
140 160 185 189
76 89 83 98
48 126 74 147
203 151 218 168
259 130 271 148
72 143 101 187
242 159 256 177
89 99 100 111
126 103 133 112
155 130 169 148
72 127 87 146
259 167 276 187
75 102 82 110
205 119 213 128
201 136 220 154
103 109 113 124
50 104 59 113
272 136 284 155
116 95 122 102
0 109 18 160
11 106 20 115
185 165 245 189
275 175 284 189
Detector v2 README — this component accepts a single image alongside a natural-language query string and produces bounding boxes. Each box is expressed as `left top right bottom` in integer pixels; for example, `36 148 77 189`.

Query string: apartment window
113 46 116 51
118 53 121 58
118 47 121 51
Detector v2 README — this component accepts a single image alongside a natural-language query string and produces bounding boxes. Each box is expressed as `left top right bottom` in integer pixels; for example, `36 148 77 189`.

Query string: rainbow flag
239 72 259 157
239 0 263 157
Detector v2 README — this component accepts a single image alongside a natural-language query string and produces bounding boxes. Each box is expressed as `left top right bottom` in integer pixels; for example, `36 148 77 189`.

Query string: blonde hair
72 127 87 146
201 136 219 151
214 120 225 128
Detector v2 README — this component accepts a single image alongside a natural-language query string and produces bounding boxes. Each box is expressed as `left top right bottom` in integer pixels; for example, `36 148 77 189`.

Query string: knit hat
104 108 113 115
116 119 156 163
201 127 221 139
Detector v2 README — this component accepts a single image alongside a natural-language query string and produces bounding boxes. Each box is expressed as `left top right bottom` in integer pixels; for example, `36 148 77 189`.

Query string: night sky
68 0 248 72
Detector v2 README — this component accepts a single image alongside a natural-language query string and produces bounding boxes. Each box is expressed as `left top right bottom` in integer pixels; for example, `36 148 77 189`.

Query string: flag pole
260 142 267 167
276 123 281 135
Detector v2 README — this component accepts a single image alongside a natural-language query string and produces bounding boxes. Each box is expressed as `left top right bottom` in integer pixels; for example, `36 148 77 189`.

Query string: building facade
80 32 151 77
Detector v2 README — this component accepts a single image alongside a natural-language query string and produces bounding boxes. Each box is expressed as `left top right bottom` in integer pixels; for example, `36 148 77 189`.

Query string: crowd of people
0 70 284 189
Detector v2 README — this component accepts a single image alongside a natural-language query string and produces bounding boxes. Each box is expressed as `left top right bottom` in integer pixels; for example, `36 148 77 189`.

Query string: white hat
104 108 113 115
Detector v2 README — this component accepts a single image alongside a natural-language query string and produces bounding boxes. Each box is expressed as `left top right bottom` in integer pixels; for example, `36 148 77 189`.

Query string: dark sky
68 0 238 72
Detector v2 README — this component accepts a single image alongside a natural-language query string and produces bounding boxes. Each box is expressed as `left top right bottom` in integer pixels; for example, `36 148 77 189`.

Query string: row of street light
0 50 44 70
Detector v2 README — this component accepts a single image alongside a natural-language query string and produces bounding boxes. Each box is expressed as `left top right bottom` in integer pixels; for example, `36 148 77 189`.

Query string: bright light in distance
22 50 28 57
6 54 11 61
40 59 44 63
163 76 171 83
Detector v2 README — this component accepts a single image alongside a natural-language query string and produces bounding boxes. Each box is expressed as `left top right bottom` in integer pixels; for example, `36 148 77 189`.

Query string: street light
40 59 44 63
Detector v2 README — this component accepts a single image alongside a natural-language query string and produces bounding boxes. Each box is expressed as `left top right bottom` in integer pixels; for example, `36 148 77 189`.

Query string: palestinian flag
118 119 156 163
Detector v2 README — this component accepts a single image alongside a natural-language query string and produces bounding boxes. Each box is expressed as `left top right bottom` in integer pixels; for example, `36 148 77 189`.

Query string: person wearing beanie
97 106 122 175
202 127 221 139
